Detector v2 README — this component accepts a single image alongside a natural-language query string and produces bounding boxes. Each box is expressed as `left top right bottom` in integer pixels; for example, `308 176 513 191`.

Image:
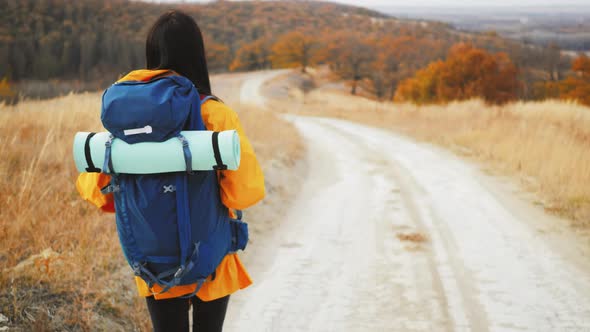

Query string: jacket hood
116 69 173 83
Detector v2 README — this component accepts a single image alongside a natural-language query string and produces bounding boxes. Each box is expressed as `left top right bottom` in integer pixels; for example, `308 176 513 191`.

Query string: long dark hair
146 10 212 95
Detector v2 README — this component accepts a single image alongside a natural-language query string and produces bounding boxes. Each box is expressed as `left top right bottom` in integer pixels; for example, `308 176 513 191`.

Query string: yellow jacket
76 69 265 301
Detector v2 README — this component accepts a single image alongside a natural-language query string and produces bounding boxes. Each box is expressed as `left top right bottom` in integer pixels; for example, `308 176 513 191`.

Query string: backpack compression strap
200 95 227 171
211 132 227 170
177 135 194 174
200 94 220 104
102 134 116 174
83 132 101 172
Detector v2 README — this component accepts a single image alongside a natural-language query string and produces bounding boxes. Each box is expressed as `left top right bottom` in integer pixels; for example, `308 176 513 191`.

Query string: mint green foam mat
73 130 240 174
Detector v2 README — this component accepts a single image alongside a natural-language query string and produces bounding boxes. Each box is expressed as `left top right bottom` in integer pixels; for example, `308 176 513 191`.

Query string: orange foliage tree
573 54 590 74
229 38 272 72
323 32 376 95
0 77 17 104
0 77 15 96
270 30 319 73
552 55 590 106
370 36 448 100
395 61 446 104
395 44 520 105
205 39 232 72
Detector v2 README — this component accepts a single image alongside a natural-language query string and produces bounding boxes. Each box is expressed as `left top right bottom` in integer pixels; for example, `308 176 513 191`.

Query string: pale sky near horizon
145 0 590 7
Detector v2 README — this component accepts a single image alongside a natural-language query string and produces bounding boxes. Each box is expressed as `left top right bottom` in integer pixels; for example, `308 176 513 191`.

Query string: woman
76 10 265 332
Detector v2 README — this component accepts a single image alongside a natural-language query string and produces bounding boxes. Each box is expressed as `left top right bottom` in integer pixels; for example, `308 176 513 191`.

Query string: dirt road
222 71 590 332
211 69 289 106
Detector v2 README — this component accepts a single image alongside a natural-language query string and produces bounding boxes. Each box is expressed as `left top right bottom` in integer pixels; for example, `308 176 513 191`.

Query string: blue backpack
100 71 248 296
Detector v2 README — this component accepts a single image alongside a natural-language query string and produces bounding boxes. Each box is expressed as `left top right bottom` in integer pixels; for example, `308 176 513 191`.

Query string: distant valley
379 5 590 52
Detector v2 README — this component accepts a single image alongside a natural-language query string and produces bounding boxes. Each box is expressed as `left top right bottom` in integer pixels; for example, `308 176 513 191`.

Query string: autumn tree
395 44 520 105
229 38 272 71
395 61 445 104
370 36 398 99
324 32 376 95
0 77 17 104
206 39 232 72
438 44 519 104
544 42 563 81
270 30 319 73
370 36 448 100
572 54 590 76
553 54 590 106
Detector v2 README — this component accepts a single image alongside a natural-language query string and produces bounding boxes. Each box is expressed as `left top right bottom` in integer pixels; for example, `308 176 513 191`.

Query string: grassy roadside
273 82 590 229
233 104 305 251
0 93 303 331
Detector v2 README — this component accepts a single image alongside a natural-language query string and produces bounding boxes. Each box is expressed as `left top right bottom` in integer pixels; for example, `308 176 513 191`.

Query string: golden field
0 92 303 331
2 73 590 330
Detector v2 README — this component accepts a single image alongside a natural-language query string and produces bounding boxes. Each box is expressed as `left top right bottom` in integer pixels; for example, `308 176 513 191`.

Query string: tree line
248 28 586 105
539 55 590 106
0 0 587 106
1 0 396 81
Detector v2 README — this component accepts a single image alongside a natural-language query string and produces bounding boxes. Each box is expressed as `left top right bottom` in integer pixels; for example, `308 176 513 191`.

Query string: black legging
146 295 230 332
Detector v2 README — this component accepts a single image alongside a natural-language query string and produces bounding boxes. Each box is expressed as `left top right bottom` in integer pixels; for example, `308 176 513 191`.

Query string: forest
1 0 588 105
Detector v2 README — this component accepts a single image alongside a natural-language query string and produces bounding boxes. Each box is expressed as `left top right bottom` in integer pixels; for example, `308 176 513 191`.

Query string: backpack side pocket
229 217 248 252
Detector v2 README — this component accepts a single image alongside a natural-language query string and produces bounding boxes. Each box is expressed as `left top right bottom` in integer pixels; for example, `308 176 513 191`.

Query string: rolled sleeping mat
73 130 240 174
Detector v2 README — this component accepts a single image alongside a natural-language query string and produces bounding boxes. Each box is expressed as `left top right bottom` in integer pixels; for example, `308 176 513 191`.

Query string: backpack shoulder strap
200 94 222 105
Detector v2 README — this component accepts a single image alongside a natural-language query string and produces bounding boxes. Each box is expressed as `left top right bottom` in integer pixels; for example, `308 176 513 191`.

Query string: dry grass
239 105 304 168
0 93 133 331
0 92 303 331
287 90 590 227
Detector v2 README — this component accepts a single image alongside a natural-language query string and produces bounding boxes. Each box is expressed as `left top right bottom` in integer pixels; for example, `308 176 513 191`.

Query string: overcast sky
146 0 590 7
321 0 588 7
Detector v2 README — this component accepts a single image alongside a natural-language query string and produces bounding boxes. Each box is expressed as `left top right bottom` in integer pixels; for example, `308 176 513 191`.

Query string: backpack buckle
103 134 116 174
100 184 120 194
173 265 186 280
178 135 189 148
132 262 142 276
